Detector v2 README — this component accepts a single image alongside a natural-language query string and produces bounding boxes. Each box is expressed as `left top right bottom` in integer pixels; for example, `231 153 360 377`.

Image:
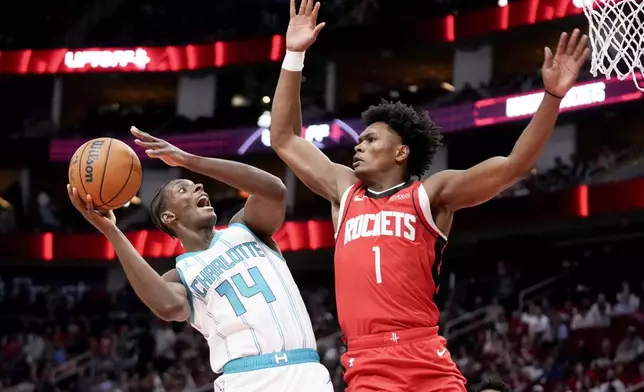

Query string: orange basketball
68 138 142 210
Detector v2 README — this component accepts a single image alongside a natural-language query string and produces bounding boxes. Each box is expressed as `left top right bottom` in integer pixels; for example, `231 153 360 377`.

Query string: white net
582 0 644 90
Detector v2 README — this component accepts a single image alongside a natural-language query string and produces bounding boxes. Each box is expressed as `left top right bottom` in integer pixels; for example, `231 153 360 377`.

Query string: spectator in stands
589 293 612 327
482 329 505 357
521 304 551 340
614 326 644 364
568 362 596 391
593 339 614 369
36 191 60 231
613 282 640 315
153 321 177 365
487 297 505 322
594 367 626 392
570 302 598 330
23 332 45 363
495 312 509 337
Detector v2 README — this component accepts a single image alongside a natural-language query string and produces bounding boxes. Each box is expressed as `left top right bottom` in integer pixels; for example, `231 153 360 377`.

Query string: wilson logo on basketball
84 140 105 183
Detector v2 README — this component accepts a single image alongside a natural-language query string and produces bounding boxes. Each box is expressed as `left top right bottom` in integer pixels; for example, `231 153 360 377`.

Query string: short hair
476 378 512 392
361 100 443 178
149 181 176 238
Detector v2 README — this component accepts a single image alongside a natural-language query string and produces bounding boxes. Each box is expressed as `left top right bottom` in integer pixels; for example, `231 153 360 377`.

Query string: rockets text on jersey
342 210 417 245
334 180 447 338
175 223 316 373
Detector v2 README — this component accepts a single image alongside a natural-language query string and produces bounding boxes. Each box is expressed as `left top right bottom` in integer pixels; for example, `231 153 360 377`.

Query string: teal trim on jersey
222 348 320 374
175 268 195 324
176 230 222 263
228 223 286 262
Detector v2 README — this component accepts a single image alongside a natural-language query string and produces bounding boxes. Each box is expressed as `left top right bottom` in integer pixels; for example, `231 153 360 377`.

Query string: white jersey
175 222 316 373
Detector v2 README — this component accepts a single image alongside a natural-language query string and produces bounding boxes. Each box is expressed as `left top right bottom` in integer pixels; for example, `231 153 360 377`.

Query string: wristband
282 50 305 72
544 89 564 99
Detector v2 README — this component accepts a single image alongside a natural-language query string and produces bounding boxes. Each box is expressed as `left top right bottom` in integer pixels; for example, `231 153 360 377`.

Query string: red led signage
0 1 586 75
0 36 285 74
4 177 644 262
0 220 335 262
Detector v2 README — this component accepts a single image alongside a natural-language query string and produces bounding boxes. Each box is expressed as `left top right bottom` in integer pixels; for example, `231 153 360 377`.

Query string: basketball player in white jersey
67 126 332 392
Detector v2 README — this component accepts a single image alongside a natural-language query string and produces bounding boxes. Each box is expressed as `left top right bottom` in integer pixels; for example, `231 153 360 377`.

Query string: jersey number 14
215 267 276 316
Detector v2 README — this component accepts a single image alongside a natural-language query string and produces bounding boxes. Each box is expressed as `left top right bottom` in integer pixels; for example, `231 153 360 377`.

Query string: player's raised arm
66 185 190 322
270 0 357 204
427 29 590 211
131 127 287 237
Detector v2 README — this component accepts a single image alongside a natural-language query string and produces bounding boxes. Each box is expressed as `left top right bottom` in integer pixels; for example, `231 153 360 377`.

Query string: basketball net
581 0 644 90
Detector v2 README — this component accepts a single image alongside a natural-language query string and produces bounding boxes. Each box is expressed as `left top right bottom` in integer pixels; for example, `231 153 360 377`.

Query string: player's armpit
153 269 190 322
159 282 190 322
270 65 356 203
105 226 191 323
271 134 357 204
426 156 523 211
428 93 563 211
229 191 287 238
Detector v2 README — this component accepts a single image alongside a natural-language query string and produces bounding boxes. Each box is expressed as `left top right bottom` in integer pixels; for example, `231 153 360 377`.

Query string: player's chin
200 207 216 219
353 164 370 180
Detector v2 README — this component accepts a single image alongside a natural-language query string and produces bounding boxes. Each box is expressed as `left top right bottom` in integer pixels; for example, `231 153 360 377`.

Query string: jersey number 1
215 267 276 317
373 246 382 284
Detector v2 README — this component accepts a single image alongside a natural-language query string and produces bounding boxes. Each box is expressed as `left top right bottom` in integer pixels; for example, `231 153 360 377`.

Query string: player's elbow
154 301 189 322
269 127 293 151
500 156 531 184
274 179 288 201
266 176 288 203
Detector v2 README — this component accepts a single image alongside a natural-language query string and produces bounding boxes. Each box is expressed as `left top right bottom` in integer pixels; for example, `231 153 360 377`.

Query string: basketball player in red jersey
271 1 590 390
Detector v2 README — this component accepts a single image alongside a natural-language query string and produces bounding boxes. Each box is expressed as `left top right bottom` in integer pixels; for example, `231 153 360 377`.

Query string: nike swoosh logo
437 348 447 357
354 196 364 201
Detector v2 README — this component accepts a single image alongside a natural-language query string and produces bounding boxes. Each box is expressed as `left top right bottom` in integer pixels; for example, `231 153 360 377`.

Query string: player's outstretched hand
131 126 188 167
287 0 325 52
542 28 590 98
67 184 117 234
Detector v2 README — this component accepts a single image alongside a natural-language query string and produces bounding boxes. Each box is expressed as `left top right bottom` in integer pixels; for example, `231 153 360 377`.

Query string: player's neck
179 228 215 253
364 171 408 193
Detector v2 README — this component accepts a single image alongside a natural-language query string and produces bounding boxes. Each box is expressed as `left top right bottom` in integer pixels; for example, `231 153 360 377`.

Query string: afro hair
361 100 443 178
476 378 512 392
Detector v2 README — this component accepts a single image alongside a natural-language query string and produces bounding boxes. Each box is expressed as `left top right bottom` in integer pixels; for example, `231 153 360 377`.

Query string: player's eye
178 187 186 193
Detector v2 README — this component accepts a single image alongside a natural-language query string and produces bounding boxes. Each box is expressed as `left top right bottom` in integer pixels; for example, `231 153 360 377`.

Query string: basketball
68 138 142 210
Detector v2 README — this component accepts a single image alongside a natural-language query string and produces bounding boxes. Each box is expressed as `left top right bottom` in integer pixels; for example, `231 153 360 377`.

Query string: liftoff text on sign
64 48 151 70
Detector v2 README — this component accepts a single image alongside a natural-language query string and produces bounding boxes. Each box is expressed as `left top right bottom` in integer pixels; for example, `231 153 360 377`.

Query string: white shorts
213 349 332 392
214 362 332 392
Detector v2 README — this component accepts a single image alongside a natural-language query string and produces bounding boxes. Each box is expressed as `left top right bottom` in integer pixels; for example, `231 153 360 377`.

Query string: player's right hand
287 0 325 52
67 184 117 235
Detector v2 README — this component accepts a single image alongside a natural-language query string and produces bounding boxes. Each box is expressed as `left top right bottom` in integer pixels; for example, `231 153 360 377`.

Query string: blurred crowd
2 241 644 392
499 146 640 198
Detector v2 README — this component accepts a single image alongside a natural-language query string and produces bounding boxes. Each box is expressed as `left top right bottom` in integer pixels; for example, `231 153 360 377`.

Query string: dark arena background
1 0 644 391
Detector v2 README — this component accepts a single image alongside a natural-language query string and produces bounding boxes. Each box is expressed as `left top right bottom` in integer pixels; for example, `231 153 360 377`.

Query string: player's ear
161 211 176 225
396 144 410 163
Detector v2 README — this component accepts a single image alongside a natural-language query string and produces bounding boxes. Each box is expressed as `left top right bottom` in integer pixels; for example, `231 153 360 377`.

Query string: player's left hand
67 184 117 234
541 29 590 98
131 126 188 167
286 0 325 52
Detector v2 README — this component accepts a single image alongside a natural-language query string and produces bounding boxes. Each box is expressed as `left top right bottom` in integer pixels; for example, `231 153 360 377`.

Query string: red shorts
341 327 467 392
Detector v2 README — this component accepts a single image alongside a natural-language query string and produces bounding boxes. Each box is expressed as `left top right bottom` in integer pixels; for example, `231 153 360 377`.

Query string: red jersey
334 179 447 338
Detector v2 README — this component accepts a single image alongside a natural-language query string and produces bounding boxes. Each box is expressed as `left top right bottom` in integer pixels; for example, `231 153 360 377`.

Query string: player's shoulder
225 222 284 258
421 169 459 199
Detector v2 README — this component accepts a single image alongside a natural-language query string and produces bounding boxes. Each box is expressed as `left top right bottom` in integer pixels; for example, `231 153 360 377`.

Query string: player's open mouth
197 194 212 209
